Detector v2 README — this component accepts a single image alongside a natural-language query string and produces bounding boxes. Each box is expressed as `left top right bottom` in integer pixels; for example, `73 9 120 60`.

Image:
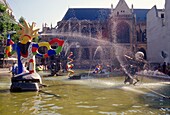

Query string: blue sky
7 0 165 30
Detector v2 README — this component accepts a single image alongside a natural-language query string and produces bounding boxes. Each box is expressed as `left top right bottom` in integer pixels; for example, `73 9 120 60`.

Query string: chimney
131 4 134 13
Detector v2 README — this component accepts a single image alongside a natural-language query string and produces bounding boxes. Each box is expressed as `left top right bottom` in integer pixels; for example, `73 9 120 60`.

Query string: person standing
11 62 18 76
162 62 167 74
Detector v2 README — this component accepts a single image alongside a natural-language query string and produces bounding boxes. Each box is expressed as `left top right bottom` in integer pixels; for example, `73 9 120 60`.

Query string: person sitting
93 65 100 73
11 62 18 76
93 64 103 74
106 64 112 72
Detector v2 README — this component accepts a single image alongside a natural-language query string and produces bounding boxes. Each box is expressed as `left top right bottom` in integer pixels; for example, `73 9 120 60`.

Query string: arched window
70 48 79 59
91 27 97 37
116 22 130 43
81 48 90 60
71 23 79 33
81 26 89 36
142 29 147 42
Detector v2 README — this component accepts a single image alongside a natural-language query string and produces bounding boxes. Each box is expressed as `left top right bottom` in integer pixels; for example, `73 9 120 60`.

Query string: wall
147 6 166 63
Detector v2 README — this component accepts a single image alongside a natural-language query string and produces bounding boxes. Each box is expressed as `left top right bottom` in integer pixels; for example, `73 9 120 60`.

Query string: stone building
0 0 14 67
0 0 13 16
40 0 148 68
147 0 169 64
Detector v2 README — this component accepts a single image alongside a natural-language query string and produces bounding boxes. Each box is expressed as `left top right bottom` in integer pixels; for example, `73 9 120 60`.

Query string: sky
7 0 165 30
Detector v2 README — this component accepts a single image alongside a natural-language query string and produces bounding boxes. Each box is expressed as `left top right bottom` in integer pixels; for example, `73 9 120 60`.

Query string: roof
133 9 149 23
62 8 150 23
62 8 111 22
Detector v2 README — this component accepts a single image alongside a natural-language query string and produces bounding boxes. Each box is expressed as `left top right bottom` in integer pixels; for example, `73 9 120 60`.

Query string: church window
71 23 79 33
91 27 97 37
70 48 79 59
116 22 130 43
142 29 147 42
161 13 164 18
136 31 140 42
81 48 90 60
81 26 89 36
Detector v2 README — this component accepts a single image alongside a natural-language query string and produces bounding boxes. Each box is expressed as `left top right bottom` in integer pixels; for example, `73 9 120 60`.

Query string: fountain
41 18 170 97
5 19 64 92
42 22 143 81
1 16 170 115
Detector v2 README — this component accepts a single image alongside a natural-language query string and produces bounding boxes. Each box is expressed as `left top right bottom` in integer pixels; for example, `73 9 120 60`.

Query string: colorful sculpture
5 19 64 91
66 52 74 77
124 51 147 85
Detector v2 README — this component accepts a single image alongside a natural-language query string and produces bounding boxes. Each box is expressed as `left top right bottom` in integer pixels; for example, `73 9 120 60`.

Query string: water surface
0 70 170 115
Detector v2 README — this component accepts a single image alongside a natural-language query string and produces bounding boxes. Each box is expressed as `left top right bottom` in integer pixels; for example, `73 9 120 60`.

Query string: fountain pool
0 69 170 115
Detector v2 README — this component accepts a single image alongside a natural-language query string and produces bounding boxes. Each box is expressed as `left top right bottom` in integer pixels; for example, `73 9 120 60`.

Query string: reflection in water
20 92 63 115
0 72 170 115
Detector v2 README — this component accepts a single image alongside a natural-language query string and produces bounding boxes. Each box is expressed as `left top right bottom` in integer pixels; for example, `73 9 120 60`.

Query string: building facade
0 0 14 67
147 0 169 64
40 0 148 68
0 0 13 16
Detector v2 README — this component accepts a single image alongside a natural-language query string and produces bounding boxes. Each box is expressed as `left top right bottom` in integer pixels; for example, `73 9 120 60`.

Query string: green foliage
0 3 6 12
18 16 25 24
0 4 21 42
32 36 40 43
0 4 40 43
0 13 18 40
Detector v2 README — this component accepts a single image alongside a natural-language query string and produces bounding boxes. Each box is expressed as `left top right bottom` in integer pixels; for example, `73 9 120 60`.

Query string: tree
18 16 25 24
0 3 6 13
0 3 20 42
0 3 40 43
0 12 20 41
